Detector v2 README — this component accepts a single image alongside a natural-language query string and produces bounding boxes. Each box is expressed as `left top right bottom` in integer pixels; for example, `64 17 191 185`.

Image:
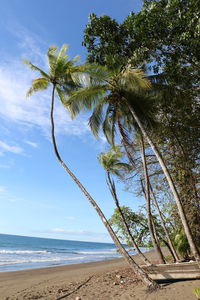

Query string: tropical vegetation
23 0 199 290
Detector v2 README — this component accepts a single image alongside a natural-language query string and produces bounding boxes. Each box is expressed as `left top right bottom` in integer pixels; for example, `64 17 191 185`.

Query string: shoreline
0 249 199 299
0 247 153 274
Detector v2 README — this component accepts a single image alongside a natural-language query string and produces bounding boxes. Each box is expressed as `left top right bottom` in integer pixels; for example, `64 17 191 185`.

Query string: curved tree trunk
117 118 136 168
149 184 180 262
125 99 200 261
50 86 158 290
118 119 165 264
107 171 151 266
118 114 179 262
140 136 166 264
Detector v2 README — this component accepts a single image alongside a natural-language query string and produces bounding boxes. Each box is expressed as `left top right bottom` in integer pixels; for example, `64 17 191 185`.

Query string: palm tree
149 184 180 262
24 45 158 290
98 147 151 265
140 135 166 264
66 63 200 262
118 116 180 262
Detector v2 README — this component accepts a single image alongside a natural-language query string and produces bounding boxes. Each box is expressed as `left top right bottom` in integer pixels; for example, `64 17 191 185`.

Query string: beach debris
55 276 93 300
75 297 81 300
116 274 122 279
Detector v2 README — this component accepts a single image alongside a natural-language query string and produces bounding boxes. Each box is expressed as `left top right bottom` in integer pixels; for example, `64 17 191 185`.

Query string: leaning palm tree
149 184 180 262
140 135 166 264
66 63 200 262
98 147 151 265
24 45 158 290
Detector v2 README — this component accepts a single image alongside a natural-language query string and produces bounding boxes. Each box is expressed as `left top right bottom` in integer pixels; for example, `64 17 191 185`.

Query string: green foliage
66 62 154 145
97 146 131 178
193 287 200 300
173 231 190 259
109 205 165 247
109 206 151 247
83 0 199 93
23 44 81 104
82 13 129 66
82 0 200 247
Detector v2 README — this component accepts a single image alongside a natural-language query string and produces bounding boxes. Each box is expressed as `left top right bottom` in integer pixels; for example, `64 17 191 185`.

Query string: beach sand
0 249 199 300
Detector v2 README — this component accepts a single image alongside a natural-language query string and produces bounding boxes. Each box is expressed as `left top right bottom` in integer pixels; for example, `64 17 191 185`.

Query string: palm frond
26 78 49 97
102 107 116 145
102 104 118 145
120 68 151 91
47 46 57 66
80 64 110 85
71 72 91 87
71 55 80 63
22 59 49 79
88 99 106 137
148 73 168 85
66 85 107 118
112 162 132 172
55 44 68 63
55 86 68 106
47 45 69 78
117 118 132 146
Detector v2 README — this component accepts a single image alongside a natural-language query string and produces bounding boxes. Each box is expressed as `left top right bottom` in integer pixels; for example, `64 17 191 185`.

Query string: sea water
0 233 123 272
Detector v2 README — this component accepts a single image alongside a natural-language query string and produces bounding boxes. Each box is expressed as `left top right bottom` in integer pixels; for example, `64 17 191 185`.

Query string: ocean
0 233 123 272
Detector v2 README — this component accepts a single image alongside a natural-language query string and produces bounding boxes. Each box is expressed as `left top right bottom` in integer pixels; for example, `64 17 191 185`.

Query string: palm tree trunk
106 171 151 266
149 184 180 262
140 136 166 264
50 86 159 290
125 99 200 261
118 119 165 263
117 118 136 168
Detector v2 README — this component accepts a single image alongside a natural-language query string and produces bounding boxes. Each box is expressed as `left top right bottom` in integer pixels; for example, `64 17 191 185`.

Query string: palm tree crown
66 64 154 143
23 44 80 103
98 146 131 177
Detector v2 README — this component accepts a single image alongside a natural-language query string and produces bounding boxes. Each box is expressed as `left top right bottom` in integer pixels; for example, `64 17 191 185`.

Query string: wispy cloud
0 140 24 155
0 58 90 139
0 28 90 142
24 140 38 148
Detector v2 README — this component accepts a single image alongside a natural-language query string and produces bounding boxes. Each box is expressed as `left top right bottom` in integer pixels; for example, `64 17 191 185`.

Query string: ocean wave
0 250 49 254
0 256 86 266
77 249 117 255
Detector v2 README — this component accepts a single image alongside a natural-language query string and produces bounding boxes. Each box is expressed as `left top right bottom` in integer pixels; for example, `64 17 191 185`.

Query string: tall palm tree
117 118 180 262
140 135 166 264
98 147 151 265
149 183 180 262
66 63 200 262
24 45 158 290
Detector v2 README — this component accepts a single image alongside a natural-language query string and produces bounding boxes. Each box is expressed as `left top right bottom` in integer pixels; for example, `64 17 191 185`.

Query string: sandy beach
0 249 199 300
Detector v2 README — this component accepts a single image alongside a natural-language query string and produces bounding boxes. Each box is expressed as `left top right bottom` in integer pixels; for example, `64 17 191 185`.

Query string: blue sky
0 0 143 243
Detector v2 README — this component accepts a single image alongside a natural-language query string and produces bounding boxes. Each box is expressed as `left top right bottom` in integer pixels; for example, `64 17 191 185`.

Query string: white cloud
0 59 90 138
0 140 24 155
0 26 91 142
6 20 47 66
24 140 38 148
